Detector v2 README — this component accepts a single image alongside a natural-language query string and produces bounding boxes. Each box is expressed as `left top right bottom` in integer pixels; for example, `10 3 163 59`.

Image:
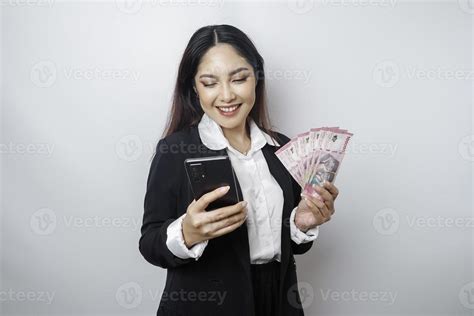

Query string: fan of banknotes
276 127 353 201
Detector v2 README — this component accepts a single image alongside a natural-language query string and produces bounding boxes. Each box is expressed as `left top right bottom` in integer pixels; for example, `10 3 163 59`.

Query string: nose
219 82 236 103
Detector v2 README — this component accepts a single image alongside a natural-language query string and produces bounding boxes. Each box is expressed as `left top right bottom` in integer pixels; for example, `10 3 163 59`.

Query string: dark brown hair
161 24 279 144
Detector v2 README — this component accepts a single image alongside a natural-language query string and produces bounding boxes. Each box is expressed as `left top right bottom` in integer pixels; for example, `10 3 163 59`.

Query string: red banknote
275 127 353 201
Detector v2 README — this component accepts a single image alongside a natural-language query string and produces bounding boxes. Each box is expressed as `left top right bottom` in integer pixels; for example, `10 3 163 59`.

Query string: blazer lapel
261 144 294 302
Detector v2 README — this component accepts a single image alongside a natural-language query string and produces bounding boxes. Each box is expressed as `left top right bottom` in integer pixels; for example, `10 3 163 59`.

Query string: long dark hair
161 24 279 144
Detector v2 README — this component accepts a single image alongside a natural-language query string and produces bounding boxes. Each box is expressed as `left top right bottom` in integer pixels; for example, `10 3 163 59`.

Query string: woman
139 24 339 316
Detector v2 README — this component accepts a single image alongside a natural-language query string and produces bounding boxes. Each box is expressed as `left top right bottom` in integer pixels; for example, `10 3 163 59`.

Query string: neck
221 119 250 147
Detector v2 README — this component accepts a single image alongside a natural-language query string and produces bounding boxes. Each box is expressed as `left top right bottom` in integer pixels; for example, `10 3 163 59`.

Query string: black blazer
139 124 314 316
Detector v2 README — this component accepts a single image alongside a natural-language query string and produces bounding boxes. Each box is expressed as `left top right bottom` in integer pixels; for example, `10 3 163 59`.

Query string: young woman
139 24 339 316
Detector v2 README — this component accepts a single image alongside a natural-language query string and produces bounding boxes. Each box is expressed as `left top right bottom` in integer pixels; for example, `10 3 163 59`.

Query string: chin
219 121 245 130
213 116 244 129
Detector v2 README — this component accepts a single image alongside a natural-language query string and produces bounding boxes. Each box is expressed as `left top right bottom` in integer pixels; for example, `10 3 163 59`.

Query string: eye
203 83 216 87
233 77 247 83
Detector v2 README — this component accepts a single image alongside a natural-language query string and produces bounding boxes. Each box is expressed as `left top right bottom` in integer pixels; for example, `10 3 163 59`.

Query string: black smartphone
184 155 241 211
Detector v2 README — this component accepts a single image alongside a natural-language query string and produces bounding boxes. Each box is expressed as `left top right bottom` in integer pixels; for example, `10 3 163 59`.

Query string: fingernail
220 186 230 193
242 201 248 207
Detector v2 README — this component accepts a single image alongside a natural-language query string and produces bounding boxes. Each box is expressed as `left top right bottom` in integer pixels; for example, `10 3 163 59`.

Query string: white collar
197 112 279 156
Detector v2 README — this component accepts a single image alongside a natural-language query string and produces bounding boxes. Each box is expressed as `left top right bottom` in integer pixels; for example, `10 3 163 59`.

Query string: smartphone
184 155 241 211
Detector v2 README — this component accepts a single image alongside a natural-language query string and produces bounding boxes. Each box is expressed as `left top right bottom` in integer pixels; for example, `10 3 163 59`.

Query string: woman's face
193 43 257 131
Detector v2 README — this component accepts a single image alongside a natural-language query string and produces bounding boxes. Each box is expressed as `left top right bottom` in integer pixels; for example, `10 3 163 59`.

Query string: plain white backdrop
1 0 472 315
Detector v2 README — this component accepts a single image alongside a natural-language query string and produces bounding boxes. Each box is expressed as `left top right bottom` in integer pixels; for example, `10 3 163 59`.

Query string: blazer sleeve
275 132 315 255
139 138 195 269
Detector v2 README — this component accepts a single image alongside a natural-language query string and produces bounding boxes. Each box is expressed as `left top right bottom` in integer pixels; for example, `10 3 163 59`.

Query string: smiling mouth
216 103 242 112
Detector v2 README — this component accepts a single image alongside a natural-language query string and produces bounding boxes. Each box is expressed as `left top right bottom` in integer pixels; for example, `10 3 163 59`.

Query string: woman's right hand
182 186 248 248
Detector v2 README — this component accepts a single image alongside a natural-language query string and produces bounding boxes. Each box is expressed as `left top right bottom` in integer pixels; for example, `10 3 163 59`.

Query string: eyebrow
199 67 250 79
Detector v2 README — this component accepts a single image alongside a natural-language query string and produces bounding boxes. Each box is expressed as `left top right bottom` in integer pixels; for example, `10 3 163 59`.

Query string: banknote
276 127 353 201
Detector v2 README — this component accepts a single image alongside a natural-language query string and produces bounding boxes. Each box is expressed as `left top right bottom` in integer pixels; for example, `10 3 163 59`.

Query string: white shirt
166 113 319 264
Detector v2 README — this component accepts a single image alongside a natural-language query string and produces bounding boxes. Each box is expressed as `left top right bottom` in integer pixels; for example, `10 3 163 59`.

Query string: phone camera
191 164 206 183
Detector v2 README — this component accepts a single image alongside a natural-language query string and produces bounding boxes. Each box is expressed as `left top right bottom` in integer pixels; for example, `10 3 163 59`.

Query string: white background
1 0 473 315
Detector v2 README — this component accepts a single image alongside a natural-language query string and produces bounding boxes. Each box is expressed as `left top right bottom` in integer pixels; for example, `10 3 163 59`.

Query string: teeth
218 104 240 112
221 106 237 112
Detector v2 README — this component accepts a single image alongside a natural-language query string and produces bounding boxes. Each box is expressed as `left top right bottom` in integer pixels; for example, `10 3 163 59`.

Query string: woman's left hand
294 181 339 232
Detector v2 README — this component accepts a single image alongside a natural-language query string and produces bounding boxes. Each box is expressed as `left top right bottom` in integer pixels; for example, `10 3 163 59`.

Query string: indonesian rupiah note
276 127 353 201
